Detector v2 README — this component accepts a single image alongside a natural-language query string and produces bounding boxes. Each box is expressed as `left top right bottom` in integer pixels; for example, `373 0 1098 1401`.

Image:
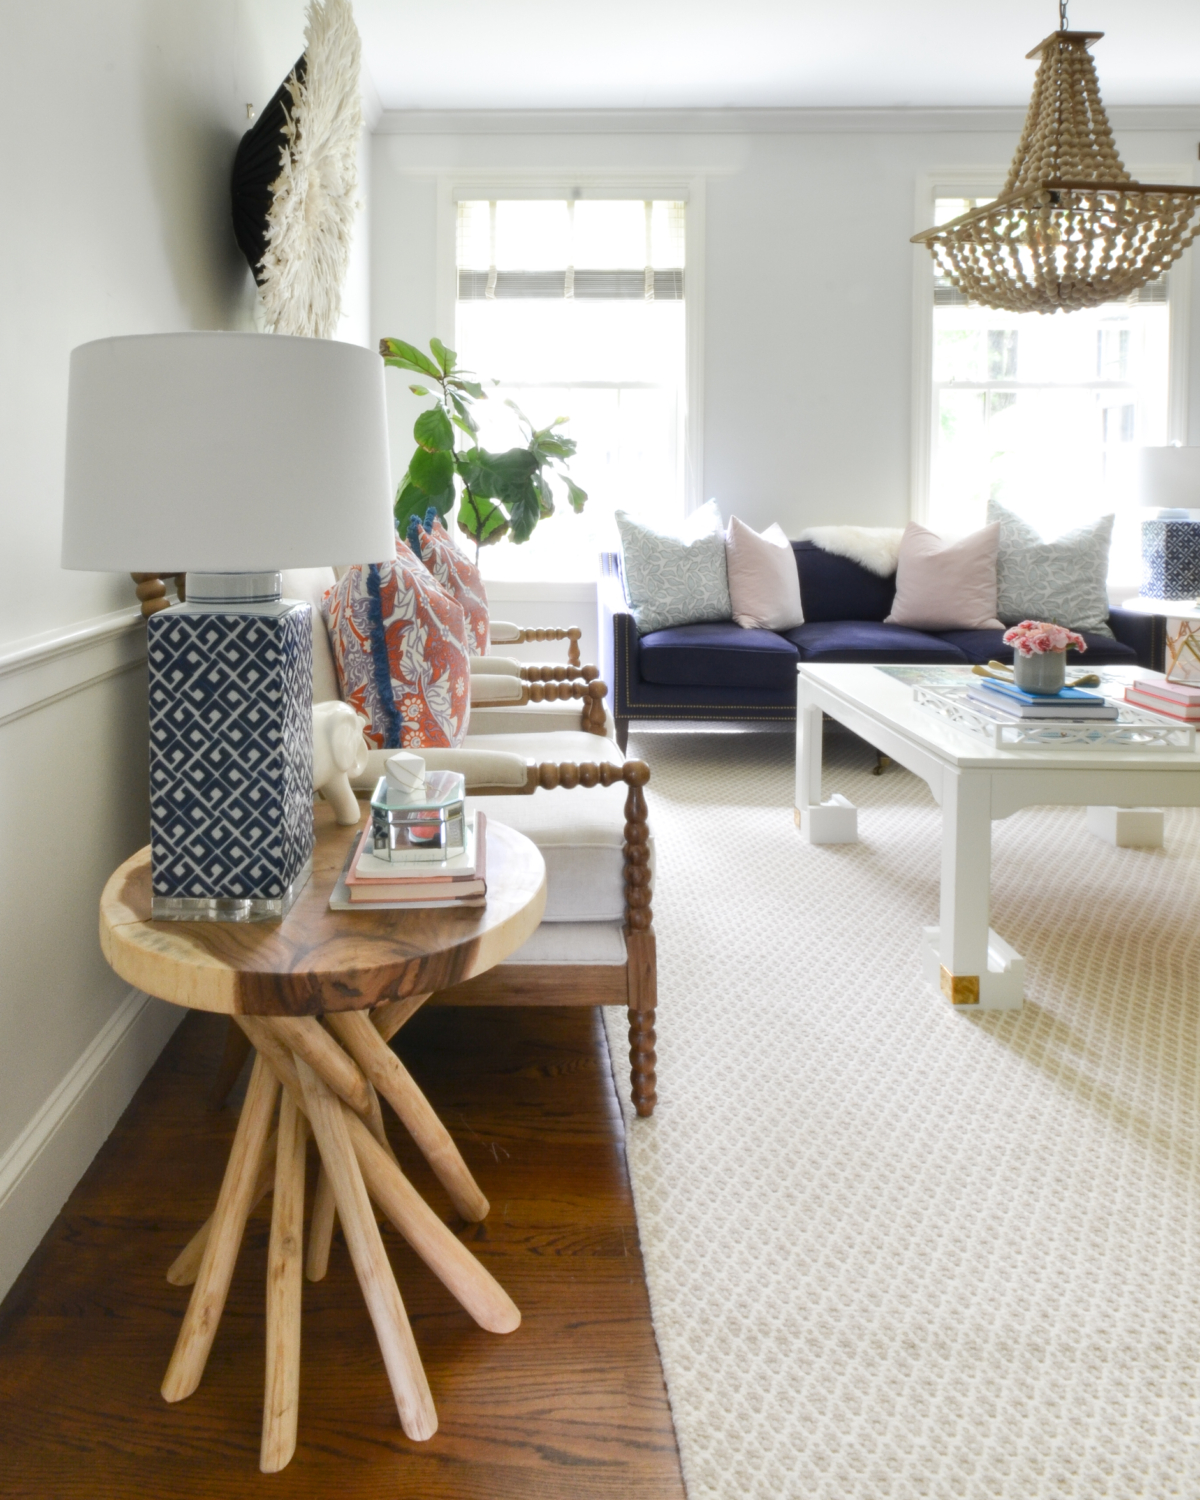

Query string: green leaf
408 445 455 495
379 337 441 379
457 492 509 546
408 384 430 397
534 472 555 518
531 432 576 461
449 392 479 437
448 378 485 400
394 480 430 532
429 337 457 374
413 406 455 452
564 477 588 514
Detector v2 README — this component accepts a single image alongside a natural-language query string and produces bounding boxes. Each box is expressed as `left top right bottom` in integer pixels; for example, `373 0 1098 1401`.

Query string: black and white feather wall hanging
231 0 362 338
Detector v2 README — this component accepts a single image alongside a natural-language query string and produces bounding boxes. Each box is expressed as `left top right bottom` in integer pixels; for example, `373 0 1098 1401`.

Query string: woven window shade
456 200 685 301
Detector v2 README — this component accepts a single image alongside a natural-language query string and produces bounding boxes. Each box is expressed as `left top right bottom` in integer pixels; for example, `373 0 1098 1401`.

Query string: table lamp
62 332 395 920
1137 445 1200 599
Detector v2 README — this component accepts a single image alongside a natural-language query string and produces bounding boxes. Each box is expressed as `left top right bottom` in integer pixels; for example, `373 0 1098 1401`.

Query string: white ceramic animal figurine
312 701 369 825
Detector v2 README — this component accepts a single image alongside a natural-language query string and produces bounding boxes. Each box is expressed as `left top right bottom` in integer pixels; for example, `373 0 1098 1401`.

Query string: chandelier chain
1060 0 1068 32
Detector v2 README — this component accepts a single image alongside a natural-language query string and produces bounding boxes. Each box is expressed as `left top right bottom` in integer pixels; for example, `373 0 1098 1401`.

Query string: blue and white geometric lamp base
1141 518 1200 599
147 576 314 921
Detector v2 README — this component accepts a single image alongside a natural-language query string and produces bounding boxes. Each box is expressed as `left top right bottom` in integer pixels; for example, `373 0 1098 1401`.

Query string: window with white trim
928 195 1171 584
454 197 687 581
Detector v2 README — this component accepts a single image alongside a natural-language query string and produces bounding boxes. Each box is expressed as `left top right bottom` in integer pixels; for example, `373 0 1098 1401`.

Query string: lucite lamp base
151 857 313 923
147 573 314 923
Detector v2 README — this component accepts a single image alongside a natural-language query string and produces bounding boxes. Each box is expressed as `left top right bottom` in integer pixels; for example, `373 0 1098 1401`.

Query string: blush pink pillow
884 522 1003 631
725 517 805 630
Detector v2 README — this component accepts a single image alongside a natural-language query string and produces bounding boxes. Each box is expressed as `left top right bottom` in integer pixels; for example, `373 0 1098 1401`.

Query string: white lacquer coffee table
794 663 1200 1012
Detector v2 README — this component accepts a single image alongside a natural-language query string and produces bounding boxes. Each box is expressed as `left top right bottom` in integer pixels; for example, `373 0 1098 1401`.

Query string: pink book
1133 676 1200 707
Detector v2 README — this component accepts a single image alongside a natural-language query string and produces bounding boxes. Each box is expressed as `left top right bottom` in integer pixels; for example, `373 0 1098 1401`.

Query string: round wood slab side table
99 804 546 1473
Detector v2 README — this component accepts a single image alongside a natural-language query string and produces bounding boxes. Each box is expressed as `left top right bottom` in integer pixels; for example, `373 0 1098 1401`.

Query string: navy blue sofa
599 541 1164 750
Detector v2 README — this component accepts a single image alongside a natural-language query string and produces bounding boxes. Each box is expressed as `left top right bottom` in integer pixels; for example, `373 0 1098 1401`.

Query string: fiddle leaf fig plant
379 337 587 551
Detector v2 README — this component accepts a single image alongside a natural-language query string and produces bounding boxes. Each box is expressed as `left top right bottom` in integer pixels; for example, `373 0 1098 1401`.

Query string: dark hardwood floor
0 1006 684 1500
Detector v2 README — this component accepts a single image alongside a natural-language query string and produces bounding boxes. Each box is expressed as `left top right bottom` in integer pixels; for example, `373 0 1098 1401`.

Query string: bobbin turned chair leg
623 767 658 1116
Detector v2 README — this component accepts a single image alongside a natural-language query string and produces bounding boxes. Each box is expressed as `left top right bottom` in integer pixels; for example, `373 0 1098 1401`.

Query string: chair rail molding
0 607 146 729
0 986 183 1301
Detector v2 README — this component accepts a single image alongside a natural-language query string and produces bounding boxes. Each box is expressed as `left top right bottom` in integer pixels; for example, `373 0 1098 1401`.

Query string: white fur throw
798 525 905 577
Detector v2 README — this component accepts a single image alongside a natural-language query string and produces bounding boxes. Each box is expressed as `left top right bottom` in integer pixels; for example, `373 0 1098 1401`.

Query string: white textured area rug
604 730 1200 1500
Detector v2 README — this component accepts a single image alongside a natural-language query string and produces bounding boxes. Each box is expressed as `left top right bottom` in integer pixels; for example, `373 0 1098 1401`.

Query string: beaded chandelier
912 7 1200 314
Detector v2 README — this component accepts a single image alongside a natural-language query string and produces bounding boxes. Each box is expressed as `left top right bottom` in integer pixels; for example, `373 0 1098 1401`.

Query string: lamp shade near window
62 332 394 572
1136 447 1200 600
61 331 395 922
1136 446 1200 515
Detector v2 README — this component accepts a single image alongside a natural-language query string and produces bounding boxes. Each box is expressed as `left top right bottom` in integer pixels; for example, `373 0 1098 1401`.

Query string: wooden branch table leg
294 1055 438 1441
261 1092 306 1473
327 1010 490 1221
162 1055 279 1402
307 1165 337 1283
244 1021 520 1333
167 1127 278 1287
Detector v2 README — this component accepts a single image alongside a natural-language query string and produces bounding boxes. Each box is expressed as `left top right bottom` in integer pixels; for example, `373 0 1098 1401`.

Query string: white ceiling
355 0 1200 112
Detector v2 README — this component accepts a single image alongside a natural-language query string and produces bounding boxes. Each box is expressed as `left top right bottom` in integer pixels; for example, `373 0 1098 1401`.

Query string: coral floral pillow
323 537 471 749
407 510 490 657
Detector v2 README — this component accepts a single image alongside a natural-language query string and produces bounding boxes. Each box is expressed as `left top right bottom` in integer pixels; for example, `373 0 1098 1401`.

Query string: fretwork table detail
99 807 547 1472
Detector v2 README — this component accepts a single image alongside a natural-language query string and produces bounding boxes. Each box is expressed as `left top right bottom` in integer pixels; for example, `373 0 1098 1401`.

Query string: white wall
0 0 372 1301
370 109 1200 548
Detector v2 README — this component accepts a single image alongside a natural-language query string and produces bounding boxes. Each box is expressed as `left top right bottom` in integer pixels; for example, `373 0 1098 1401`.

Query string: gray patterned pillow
987 499 1114 636
616 503 732 634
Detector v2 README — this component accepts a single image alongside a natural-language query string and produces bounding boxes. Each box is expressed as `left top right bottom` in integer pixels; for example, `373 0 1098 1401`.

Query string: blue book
976 676 1105 707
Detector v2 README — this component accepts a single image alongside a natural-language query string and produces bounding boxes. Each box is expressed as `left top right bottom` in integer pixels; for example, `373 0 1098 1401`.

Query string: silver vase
1013 649 1066 694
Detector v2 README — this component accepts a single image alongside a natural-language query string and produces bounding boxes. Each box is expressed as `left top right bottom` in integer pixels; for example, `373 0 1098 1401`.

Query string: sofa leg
628 1004 657 1118
872 751 891 776
615 717 629 752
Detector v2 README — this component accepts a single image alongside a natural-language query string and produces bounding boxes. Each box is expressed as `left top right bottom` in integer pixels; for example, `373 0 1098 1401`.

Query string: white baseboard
0 988 184 1302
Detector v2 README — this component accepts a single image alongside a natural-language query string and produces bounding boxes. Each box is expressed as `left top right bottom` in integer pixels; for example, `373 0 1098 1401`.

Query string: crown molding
374 104 1200 137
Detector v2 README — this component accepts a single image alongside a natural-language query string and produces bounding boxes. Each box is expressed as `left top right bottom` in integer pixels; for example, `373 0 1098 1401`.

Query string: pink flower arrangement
1002 620 1087 657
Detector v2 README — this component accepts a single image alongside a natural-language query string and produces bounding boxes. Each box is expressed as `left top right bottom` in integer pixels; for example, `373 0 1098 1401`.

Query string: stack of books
1124 676 1200 723
967 677 1119 721
330 810 489 910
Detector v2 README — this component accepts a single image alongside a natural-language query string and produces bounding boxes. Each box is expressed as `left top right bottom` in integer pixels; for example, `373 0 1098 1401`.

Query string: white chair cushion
465 734 648 925
469 655 524 675
469 674 524 705
466 701 616 738
461 730 624 765
501 921 627 965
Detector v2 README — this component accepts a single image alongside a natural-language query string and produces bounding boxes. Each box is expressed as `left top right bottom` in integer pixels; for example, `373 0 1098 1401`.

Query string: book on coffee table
968 682 1119 721
1125 685 1200 722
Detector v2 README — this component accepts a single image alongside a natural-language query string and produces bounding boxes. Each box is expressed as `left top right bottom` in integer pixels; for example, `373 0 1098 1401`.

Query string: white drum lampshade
62 331 395 571
61 331 396 922
1136 446 1200 516
1136 446 1200 601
